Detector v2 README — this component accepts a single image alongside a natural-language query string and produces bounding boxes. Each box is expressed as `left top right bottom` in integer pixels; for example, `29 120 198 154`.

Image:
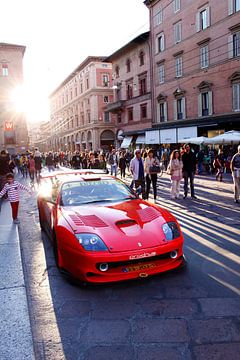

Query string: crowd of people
0 144 239 206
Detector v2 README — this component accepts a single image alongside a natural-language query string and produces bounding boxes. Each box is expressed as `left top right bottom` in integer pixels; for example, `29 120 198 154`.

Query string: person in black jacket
182 144 197 199
0 150 11 191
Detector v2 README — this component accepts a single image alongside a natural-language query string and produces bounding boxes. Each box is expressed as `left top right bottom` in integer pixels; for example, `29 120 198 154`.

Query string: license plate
122 263 156 273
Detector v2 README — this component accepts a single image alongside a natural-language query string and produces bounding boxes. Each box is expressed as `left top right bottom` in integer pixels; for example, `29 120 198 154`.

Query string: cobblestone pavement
18 172 240 360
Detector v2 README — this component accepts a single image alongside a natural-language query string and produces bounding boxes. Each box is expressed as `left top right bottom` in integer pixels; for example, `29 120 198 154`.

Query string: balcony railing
105 100 125 113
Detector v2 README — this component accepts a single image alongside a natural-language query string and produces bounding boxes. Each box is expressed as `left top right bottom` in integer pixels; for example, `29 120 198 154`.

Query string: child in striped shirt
0 173 31 224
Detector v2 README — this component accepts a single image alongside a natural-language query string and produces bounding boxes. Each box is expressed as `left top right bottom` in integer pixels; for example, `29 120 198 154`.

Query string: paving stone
80 320 131 344
193 343 240 360
85 345 135 360
199 298 240 317
137 345 191 360
190 319 240 344
91 300 137 319
140 299 198 317
133 319 189 343
165 285 208 298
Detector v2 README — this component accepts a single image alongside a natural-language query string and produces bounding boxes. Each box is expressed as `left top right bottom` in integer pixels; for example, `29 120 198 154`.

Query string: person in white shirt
0 172 31 224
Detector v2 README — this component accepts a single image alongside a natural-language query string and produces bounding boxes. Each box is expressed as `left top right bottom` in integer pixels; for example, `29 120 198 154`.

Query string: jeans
111 164 117 176
183 171 195 197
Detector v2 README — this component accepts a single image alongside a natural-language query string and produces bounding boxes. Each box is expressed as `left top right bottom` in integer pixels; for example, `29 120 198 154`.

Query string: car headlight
162 222 180 241
75 233 108 251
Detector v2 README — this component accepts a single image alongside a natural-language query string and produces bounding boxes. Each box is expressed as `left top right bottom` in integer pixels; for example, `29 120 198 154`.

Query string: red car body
37 170 185 284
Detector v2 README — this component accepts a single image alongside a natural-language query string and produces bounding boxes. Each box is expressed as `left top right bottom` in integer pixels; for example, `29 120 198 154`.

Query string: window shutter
232 84 240 111
164 102 168 121
182 97 186 119
228 0 234 15
208 91 213 115
173 100 177 120
155 36 159 54
228 34 234 58
206 6 210 27
156 102 160 123
198 94 202 117
196 13 200 32
162 33 165 51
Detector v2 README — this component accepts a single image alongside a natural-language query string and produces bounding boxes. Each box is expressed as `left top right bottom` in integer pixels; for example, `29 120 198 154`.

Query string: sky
1 0 149 123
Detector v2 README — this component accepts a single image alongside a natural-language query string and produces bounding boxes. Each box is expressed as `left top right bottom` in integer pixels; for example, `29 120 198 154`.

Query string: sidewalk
0 199 35 359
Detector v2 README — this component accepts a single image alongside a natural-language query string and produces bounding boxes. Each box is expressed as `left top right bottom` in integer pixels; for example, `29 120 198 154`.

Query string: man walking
130 149 146 199
230 145 240 204
182 144 197 199
108 149 118 177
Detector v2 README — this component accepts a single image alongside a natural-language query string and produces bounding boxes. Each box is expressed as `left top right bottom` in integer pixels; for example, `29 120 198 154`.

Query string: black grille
96 251 176 270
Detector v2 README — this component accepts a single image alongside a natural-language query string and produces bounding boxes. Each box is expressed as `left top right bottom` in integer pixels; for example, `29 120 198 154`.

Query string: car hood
61 199 176 253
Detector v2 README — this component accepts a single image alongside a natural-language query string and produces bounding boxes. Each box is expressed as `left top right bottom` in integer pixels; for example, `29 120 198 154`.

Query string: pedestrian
182 144 197 199
98 153 107 171
71 151 81 169
45 152 55 172
34 149 42 183
108 149 118 176
130 149 146 199
0 150 11 191
196 149 205 174
0 173 31 224
28 154 35 184
168 150 183 199
230 145 240 203
213 154 224 181
144 149 160 202
88 152 100 169
118 152 127 179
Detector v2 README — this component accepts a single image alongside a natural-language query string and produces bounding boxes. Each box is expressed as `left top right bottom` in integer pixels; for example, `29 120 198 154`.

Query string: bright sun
10 84 50 123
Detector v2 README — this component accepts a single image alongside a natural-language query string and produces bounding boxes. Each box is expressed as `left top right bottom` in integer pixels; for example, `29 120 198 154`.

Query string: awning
121 136 133 148
145 130 160 144
136 134 145 144
160 129 177 144
177 126 197 143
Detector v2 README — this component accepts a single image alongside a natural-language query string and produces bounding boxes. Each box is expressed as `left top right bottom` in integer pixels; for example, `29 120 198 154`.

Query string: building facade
105 32 152 149
49 56 115 152
144 0 240 144
0 42 28 154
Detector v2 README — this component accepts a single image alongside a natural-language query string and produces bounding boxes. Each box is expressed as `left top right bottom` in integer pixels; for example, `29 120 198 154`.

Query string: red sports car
37 170 185 284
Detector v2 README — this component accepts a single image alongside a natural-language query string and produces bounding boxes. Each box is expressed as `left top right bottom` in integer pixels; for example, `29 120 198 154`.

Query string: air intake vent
69 214 108 227
116 219 137 227
137 207 159 223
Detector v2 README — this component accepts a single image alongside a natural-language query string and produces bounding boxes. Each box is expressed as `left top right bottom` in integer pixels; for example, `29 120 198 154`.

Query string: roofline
0 42 26 56
105 31 150 62
49 55 109 97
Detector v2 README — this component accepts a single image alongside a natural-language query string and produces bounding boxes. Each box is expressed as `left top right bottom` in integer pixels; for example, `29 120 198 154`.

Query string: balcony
105 100 125 113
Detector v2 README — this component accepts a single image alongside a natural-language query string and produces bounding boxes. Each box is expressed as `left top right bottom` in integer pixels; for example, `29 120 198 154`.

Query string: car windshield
60 179 136 206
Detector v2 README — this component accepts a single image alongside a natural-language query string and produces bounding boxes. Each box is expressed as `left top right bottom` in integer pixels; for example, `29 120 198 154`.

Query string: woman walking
144 149 160 202
168 150 183 199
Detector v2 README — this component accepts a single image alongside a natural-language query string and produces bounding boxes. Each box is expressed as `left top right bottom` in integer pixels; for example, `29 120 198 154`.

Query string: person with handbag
144 149 160 202
168 150 183 199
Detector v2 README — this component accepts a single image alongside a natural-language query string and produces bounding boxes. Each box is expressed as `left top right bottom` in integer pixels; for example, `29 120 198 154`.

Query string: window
128 108 133 121
81 113 84 125
87 111 91 123
174 0 181 13
174 21 182 44
104 112 110 122
103 96 109 103
2 64 8 76
141 104 147 120
139 77 147 96
86 78 89 90
158 64 165 84
80 83 83 93
233 32 240 57
126 59 131 73
233 83 240 111
229 0 240 14
196 6 210 32
174 97 186 120
117 112 122 123
200 45 209 68
155 8 163 26
139 51 145 66
126 83 133 100
156 33 165 53
75 87 78 97
158 102 167 122
175 56 183 77
102 74 109 86
198 90 213 116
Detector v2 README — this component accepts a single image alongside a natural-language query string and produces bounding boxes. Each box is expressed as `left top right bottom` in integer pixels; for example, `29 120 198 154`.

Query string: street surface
18 171 240 360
